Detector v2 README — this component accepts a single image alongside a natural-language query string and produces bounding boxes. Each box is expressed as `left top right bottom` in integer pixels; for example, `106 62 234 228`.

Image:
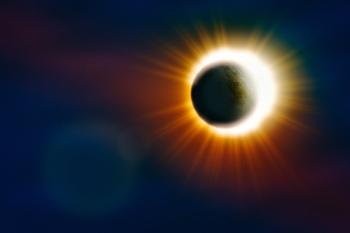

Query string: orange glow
139 25 310 194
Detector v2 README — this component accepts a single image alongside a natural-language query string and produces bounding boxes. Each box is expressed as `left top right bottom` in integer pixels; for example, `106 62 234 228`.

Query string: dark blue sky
1 1 350 232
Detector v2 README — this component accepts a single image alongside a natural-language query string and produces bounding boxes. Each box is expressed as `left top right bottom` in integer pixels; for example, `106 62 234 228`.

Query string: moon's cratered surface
191 64 256 126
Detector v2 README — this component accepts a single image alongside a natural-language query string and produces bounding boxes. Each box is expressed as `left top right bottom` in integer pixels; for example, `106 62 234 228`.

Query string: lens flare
139 25 310 193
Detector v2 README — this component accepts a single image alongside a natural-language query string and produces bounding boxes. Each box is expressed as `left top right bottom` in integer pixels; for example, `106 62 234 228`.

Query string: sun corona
142 26 308 190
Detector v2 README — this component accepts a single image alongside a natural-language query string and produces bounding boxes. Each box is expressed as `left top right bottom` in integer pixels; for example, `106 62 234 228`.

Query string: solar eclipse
141 25 309 189
190 48 277 136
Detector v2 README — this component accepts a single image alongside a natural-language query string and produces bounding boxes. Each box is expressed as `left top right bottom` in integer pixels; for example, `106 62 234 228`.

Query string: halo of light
138 25 310 193
190 48 278 136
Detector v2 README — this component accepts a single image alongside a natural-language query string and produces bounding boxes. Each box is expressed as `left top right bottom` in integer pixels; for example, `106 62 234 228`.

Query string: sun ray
140 24 310 194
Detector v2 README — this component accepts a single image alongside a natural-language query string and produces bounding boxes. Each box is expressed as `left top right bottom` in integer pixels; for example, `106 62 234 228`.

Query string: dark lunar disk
191 64 255 125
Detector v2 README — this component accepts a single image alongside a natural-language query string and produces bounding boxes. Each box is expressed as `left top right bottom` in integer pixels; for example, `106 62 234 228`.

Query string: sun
189 47 278 136
139 25 309 192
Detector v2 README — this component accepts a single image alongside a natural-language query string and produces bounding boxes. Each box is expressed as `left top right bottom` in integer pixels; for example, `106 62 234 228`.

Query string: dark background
2 1 350 232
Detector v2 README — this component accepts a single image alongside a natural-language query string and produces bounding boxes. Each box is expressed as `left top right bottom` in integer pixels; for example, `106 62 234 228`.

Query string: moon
191 63 256 126
190 48 278 136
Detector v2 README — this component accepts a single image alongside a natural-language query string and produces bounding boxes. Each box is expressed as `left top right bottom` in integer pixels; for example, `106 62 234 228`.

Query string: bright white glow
190 48 278 136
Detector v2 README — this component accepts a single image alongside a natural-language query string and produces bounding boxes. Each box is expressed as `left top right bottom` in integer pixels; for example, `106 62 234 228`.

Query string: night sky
2 1 350 233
